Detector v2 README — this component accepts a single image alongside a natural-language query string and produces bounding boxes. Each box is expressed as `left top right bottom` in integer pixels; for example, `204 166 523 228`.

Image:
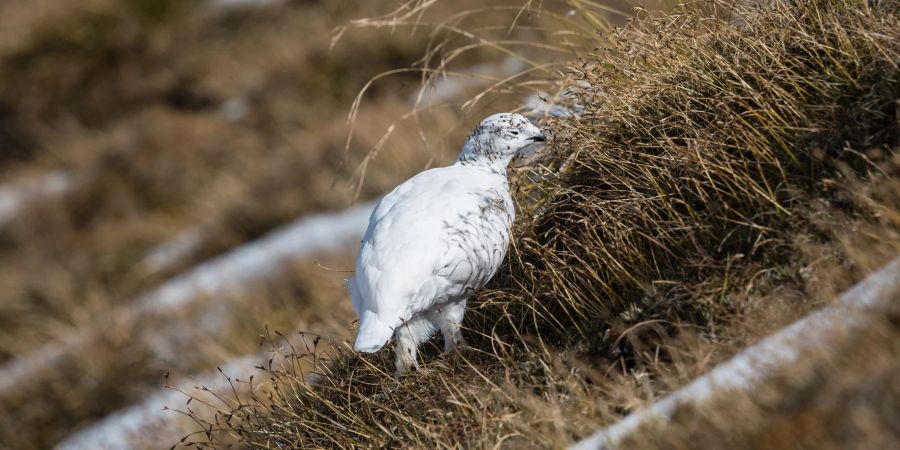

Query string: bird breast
435 186 513 298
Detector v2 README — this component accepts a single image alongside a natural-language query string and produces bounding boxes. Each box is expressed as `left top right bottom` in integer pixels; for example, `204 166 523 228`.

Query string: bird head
455 113 546 169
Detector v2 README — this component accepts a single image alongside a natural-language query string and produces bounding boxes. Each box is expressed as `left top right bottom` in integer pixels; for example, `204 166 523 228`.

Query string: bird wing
353 166 511 350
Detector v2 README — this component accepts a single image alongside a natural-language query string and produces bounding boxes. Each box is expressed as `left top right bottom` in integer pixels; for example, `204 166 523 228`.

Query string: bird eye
510 131 519 136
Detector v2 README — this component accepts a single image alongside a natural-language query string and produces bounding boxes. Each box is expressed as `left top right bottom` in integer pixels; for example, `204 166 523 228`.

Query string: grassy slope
180 0 900 448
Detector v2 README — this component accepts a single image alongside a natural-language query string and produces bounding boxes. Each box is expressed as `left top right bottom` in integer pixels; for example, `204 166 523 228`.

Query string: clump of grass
181 0 899 447
515 0 899 343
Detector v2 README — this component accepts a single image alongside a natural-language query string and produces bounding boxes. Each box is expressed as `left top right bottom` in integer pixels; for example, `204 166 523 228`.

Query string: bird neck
454 136 514 172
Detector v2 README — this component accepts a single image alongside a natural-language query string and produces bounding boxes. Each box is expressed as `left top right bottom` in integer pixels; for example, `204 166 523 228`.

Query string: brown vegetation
0 0 897 448
174 0 900 448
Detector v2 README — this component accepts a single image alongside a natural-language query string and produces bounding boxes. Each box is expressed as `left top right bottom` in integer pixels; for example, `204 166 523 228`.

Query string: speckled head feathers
455 113 545 168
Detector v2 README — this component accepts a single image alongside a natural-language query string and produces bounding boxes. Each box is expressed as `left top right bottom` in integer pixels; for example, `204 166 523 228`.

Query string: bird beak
529 132 546 143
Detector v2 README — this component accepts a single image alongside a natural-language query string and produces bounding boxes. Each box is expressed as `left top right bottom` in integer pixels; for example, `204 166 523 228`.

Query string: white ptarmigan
348 113 545 374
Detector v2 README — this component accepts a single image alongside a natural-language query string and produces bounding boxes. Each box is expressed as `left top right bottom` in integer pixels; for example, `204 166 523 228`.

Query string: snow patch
139 225 210 275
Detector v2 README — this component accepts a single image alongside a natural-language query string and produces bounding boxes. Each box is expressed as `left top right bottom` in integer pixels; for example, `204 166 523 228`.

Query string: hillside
174 0 900 448
0 0 897 448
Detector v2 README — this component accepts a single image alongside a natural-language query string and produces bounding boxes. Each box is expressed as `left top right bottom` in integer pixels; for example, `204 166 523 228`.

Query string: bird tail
354 310 394 353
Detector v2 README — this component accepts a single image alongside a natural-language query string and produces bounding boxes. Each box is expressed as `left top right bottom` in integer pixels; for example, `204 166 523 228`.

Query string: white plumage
348 113 545 374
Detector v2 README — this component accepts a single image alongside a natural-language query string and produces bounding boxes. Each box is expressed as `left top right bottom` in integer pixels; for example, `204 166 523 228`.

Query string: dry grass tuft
177 0 899 448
